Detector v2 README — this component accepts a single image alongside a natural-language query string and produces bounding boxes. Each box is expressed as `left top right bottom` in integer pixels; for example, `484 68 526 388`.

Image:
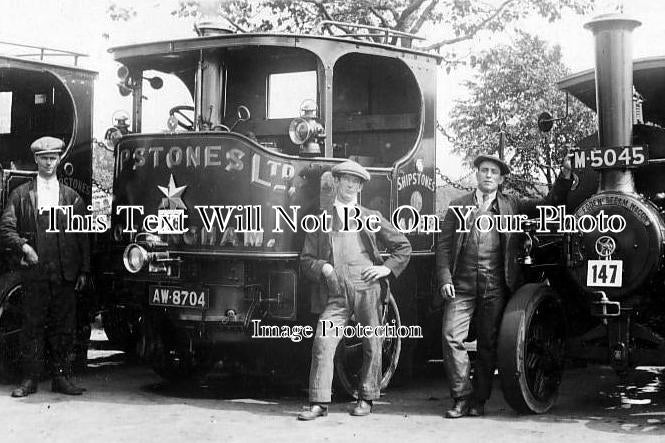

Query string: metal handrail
320 20 425 45
0 40 88 66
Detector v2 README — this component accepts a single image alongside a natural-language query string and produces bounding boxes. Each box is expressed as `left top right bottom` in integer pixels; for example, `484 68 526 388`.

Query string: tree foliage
109 0 594 57
447 31 596 193
107 3 137 22
93 144 115 188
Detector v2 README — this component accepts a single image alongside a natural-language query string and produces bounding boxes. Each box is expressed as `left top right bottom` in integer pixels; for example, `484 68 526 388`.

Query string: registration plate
572 146 647 169
149 285 208 309
587 260 623 287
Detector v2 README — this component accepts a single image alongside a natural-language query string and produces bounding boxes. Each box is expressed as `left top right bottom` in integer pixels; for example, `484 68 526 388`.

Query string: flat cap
331 160 371 182
31 136 64 155
473 154 510 175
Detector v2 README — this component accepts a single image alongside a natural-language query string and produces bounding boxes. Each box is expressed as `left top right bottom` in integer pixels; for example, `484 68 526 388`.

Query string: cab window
224 46 319 155
0 68 75 170
332 53 421 167
0 91 12 133
267 71 317 119
139 70 193 133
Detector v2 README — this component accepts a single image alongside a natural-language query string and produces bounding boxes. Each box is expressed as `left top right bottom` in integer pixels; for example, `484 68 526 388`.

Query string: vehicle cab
99 23 441 386
0 42 94 208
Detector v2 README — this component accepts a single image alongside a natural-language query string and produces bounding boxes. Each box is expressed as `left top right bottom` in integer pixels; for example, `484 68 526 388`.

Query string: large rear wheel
0 272 94 378
0 273 25 381
334 294 402 398
498 283 566 414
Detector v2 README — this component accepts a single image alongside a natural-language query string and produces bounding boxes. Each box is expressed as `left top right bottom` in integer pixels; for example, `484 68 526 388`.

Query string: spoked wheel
0 273 24 381
334 294 402 398
498 283 566 414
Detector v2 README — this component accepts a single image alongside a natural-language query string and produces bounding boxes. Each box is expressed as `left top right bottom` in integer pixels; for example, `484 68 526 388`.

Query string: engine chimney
195 0 235 36
584 14 641 193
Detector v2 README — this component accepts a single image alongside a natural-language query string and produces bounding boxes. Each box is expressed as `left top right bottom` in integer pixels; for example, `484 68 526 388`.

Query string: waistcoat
35 210 63 280
454 201 505 295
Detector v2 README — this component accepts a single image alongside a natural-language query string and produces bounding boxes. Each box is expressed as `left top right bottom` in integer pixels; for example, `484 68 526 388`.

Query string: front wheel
137 313 197 382
497 283 566 414
102 306 140 352
334 294 402 398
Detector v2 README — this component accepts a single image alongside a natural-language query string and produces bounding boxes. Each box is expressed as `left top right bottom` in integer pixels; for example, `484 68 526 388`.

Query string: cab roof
0 54 97 75
0 41 96 75
109 32 443 65
558 56 665 124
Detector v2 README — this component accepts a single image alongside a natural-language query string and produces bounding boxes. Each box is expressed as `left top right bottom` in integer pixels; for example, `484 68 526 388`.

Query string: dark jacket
436 176 572 293
0 179 91 281
300 204 412 314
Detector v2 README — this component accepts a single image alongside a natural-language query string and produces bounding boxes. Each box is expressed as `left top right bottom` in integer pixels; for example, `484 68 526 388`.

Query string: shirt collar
334 196 358 207
37 175 58 187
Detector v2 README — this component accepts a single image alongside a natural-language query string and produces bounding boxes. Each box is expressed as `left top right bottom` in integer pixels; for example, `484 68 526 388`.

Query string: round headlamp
288 117 313 145
123 243 149 273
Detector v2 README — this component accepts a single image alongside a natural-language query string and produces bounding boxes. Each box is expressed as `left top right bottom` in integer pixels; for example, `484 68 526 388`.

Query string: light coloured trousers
308 271 383 403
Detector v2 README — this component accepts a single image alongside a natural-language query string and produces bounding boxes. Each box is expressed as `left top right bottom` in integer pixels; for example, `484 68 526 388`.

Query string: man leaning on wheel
436 153 572 418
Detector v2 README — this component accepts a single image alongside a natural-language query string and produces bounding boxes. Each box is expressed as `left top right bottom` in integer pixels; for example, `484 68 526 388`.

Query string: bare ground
1 334 664 443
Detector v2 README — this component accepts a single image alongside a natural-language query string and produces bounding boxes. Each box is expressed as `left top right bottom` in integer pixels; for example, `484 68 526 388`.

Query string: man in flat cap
0 136 90 397
298 160 412 420
437 153 572 418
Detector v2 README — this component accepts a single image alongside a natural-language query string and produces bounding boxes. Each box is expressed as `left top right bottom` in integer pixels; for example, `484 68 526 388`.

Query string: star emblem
158 174 187 209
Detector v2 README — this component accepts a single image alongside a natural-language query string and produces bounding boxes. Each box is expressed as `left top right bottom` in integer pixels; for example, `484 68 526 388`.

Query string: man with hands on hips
437 153 572 418
298 160 412 420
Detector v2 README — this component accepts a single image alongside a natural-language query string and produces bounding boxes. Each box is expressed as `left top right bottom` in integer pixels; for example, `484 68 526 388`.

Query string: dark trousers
442 287 506 401
20 276 76 378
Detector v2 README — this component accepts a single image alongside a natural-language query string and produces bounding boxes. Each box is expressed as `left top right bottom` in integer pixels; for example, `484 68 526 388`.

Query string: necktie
481 193 490 212
461 194 489 252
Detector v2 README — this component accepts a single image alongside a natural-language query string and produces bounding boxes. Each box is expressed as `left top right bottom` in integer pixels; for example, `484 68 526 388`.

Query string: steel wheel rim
0 284 24 374
524 299 565 402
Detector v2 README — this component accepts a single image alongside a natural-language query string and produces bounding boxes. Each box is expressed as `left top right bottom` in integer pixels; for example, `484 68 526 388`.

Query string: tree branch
369 7 391 28
409 0 439 34
420 0 515 51
387 6 399 23
301 0 335 22
395 0 428 31
223 15 248 33
301 0 355 35
355 0 399 27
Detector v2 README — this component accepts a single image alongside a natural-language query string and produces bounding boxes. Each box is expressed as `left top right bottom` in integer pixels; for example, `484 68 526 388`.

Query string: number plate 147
587 260 623 287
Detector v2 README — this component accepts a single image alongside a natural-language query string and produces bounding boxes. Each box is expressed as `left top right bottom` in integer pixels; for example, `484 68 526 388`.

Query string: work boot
51 376 84 395
297 403 328 421
469 400 485 417
350 399 373 416
445 398 470 418
11 379 38 398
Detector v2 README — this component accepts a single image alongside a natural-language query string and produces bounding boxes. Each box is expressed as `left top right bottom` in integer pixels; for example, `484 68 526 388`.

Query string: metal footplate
590 291 621 317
